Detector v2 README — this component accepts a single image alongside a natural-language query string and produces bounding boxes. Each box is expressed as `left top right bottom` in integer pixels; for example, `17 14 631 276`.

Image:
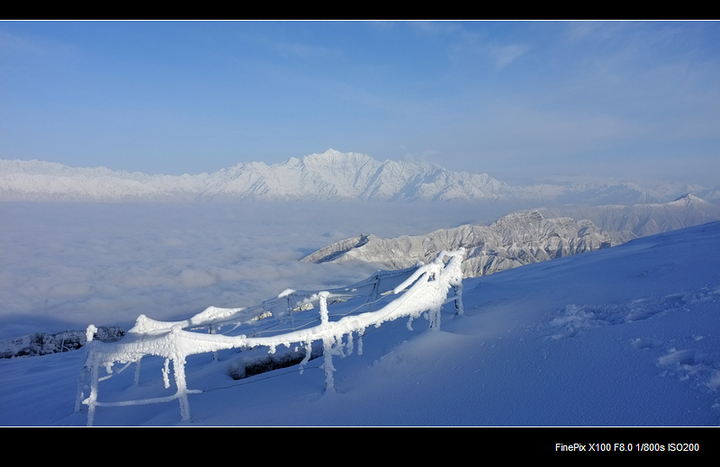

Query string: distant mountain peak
672 193 706 204
301 148 375 164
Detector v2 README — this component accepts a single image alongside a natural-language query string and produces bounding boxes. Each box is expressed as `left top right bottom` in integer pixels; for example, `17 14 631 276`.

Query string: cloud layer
0 201 489 340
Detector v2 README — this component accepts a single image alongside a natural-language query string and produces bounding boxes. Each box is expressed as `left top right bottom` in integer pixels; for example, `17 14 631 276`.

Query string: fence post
319 291 330 325
428 304 441 330
85 361 99 426
287 295 296 330
173 356 192 422
134 357 142 385
366 275 379 312
318 292 335 392
77 324 99 426
209 324 218 361
75 368 86 413
454 283 464 316
170 326 192 422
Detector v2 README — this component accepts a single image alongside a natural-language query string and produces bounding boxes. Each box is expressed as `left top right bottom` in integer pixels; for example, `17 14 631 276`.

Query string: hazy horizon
3 148 718 192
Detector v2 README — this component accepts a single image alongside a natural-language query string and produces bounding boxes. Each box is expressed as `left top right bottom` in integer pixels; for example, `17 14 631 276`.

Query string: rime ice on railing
76 248 465 425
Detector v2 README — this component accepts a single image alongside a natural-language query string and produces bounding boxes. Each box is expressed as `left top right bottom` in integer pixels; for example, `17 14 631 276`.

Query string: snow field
0 204 717 426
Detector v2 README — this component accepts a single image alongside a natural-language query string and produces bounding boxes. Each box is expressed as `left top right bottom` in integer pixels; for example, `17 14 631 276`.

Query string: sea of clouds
0 200 510 340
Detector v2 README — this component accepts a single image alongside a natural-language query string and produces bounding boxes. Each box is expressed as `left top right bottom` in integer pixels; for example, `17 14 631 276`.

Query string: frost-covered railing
76 248 464 426
126 261 431 336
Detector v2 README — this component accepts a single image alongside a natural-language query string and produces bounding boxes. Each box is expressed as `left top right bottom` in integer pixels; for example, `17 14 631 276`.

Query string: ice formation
76 248 465 425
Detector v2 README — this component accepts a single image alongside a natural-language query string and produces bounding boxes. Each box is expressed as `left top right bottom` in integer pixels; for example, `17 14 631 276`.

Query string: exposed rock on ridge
301 210 616 278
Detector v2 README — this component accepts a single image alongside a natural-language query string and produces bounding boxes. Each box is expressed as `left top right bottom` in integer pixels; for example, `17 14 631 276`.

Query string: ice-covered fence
76 248 464 426
127 260 430 336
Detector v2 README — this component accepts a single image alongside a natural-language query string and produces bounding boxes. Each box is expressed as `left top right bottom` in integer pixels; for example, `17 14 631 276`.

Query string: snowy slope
1 221 717 426
3 149 713 204
537 194 720 239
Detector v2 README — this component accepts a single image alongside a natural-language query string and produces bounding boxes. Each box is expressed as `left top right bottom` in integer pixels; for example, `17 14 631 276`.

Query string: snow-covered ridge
3 149 715 204
301 193 720 276
536 193 720 239
301 210 616 277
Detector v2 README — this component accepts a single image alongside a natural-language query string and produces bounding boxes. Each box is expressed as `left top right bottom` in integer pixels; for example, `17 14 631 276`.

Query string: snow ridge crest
301 210 615 277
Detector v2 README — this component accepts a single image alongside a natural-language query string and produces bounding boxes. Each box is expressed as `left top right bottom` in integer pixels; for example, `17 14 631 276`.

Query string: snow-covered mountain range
2 149 717 204
536 193 720 239
301 210 617 277
301 194 719 277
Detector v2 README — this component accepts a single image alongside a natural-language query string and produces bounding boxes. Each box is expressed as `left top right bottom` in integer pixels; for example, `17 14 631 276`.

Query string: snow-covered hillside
1 221 717 426
301 197 720 277
301 210 617 278
2 149 715 204
537 194 720 239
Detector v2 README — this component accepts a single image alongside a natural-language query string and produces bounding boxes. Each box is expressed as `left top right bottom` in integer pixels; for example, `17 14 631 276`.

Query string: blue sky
1 20 718 186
